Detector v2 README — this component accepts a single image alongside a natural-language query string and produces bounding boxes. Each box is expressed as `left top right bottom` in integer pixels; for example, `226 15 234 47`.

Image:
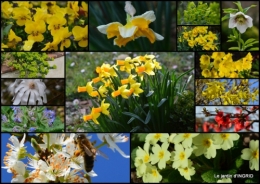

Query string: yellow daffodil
97 10 164 47
12 7 31 26
72 25 88 47
7 29 22 49
1 1 13 19
121 74 137 85
83 108 101 124
136 60 155 75
25 20 46 42
92 99 110 116
112 85 130 99
77 81 94 94
128 83 144 97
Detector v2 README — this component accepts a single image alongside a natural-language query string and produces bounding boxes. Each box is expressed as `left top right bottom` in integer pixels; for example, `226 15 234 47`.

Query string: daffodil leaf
146 90 154 97
127 117 135 124
130 126 141 132
144 110 151 124
122 112 145 123
157 98 167 107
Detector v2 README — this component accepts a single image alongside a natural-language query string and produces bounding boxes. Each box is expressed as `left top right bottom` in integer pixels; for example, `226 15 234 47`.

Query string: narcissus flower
229 12 253 34
72 25 88 47
112 85 130 99
241 140 259 171
97 8 164 47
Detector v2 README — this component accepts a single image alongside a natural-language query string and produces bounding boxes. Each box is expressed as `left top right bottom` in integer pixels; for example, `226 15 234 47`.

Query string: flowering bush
131 133 259 183
198 52 259 78
75 54 194 132
177 1 220 25
1 1 88 51
196 79 259 105
196 106 259 132
177 26 220 51
222 1 258 51
2 52 56 78
1 106 64 132
1 133 129 183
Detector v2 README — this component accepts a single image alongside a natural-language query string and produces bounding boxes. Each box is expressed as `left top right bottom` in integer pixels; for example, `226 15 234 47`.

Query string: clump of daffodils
134 133 247 182
77 54 162 125
97 1 164 47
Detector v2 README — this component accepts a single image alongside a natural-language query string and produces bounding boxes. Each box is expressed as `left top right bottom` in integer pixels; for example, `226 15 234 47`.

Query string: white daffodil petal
153 30 164 40
119 25 137 38
136 10 156 22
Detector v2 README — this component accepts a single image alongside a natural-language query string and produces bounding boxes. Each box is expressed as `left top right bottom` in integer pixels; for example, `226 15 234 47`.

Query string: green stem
46 133 50 152
238 32 241 51
26 153 40 160
95 141 107 149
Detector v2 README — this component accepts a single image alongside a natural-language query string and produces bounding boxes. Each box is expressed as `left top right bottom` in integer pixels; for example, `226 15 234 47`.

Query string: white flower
229 12 253 33
217 178 232 183
97 133 130 158
8 79 47 105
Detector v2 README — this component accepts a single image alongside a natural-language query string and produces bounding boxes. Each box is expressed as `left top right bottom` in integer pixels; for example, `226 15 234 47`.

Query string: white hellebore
229 12 253 34
8 79 47 105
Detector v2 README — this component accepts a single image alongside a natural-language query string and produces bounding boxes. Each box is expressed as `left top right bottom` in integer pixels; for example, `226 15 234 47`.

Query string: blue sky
1 133 130 183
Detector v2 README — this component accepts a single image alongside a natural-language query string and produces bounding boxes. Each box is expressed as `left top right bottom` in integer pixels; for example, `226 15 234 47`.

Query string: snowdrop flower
97 2 164 47
229 12 253 33
8 79 47 105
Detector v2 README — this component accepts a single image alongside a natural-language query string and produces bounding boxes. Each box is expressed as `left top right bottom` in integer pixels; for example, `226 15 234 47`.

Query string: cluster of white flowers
8 79 47 105
134 133 259 183
2 133 129 183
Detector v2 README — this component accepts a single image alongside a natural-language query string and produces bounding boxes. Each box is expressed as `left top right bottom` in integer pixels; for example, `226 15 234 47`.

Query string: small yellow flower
7 29 22 49
25 20 46 42
47 13 67 35
72 25 88 47
1 1 13 19
12 7 31 26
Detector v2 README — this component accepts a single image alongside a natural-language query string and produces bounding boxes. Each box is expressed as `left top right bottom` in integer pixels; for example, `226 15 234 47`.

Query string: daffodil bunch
2 133 129 183
132 133 259 183
222 1 258 51
199 52 257 78
97 1 164 48
177 26 220 51
196 79 259 105
1 1 88 51
76 54 194 132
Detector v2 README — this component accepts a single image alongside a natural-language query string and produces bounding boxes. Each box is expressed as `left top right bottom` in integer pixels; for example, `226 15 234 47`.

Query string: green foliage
1 106 64 132
4 52 55 78
178 1 220 25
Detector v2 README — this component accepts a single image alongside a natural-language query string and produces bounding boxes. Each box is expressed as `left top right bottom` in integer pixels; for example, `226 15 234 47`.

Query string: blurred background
89 1 176 51
221 1 259 51
1 79 65 105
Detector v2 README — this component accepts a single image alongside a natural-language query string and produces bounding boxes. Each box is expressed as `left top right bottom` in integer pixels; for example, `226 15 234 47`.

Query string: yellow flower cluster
77 54 162 124
1 1 88 51
201 79 259 105
200 52 253 78
178 26 219 51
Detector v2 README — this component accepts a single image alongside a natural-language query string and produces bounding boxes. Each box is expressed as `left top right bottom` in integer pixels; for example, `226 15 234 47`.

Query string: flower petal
119 25 137 38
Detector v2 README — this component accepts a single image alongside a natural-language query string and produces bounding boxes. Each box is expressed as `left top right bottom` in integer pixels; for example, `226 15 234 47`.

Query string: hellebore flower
229 12 253 34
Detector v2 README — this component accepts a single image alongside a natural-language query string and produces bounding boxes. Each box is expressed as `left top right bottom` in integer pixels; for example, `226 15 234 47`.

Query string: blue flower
43 109 56 127
1 114 8 123
28 127 37 132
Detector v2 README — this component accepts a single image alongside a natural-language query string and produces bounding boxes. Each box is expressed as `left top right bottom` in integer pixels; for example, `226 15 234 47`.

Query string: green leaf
1 127 13 132
146 90 154 97
131 147 138 162
247 47 259 51
201 170 218 183
223 8 238 13
137 134 148 142
168 169 188 183
144 110 151 124
233 1 243 12
130 126 141 132
122 112 145 123
3 24 13 36
160 168 173 179
235 157 243 169
244 38 257 45
232 28 238 37
221 14 230 21
157 98 167 107
243 5 257 13
127 117 135 124
228 47 240 50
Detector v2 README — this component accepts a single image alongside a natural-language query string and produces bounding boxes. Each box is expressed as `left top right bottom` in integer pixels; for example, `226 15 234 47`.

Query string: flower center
28 82 36 89
154 133 161 139
184 167 189 173
152 169 158 177
235 15 246 24
179 152 185 160
252 150 258 159
183 133 191 138
221 133 230 140
159 151 164 159
144 155 149 163
203 138 212 148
